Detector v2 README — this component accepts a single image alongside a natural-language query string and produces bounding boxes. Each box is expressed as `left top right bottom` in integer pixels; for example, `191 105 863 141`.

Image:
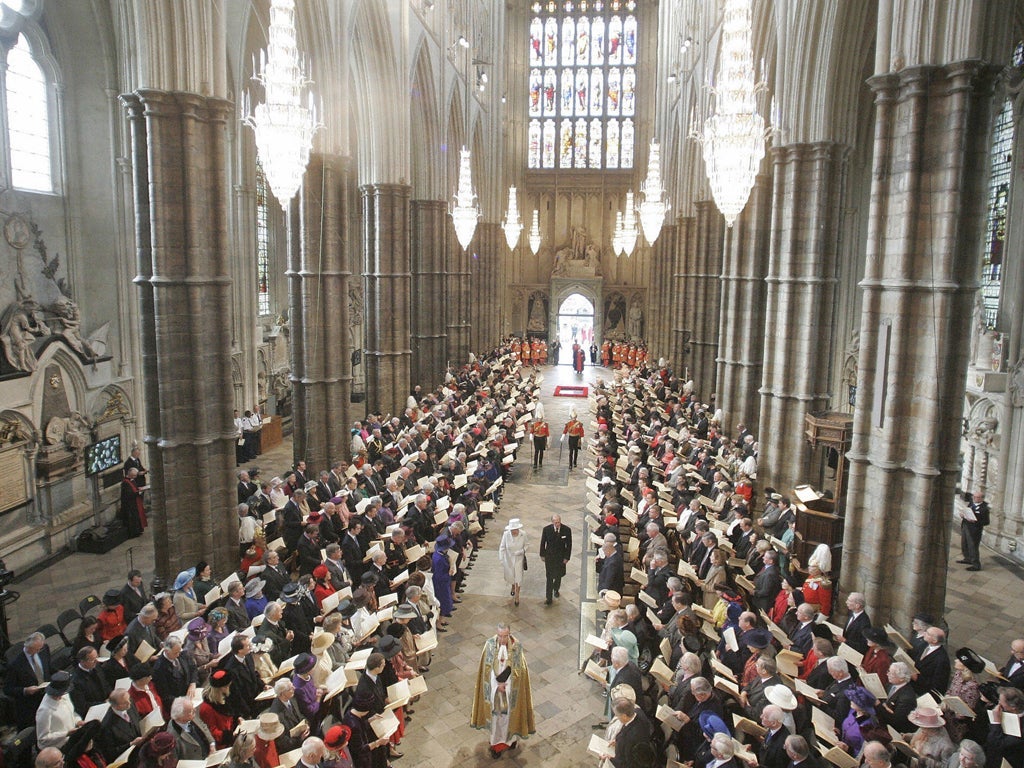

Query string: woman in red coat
860 628 895 680
128 664 164 719
198 670 237 748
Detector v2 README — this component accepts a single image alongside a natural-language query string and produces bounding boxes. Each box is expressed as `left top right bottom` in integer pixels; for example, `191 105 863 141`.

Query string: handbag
522 554 528 571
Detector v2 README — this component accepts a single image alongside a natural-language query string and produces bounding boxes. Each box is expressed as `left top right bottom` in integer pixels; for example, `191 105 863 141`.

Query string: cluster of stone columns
287 154 353 470
410 200 448 390
122 90 237 578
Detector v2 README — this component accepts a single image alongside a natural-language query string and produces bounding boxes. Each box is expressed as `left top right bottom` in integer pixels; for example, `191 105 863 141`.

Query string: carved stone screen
0 446 28 513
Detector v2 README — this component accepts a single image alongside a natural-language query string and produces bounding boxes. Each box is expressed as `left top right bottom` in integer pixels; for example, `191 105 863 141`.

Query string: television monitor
84 435 122 476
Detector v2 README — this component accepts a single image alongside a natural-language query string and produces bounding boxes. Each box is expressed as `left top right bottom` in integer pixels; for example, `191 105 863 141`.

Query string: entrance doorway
556 293 594 365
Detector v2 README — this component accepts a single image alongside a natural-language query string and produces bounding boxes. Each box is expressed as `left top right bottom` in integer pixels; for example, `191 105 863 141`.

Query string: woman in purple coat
290 653 323 728
431 535 455 630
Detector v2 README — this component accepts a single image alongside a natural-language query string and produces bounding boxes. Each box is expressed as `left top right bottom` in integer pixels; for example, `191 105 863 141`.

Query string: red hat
313 564 329 579
324 724 352 749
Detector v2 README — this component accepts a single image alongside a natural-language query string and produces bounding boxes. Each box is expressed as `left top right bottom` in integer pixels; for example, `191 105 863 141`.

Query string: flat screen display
84 435 122 476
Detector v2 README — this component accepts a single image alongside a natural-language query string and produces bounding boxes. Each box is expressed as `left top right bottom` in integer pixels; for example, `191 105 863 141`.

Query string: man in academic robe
97 688 143 762
470 623 536 759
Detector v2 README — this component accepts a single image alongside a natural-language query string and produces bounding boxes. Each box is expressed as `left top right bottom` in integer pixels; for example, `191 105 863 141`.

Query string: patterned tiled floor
6 363 1024 765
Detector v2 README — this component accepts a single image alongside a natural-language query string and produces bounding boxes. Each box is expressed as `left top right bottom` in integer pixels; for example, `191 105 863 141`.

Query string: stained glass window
256 160 271 316
527 0 638 169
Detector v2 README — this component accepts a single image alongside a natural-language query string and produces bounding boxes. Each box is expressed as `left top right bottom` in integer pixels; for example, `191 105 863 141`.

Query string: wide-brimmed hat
280 582 301 603
360 571 379 586
63 721 103 765
745 629 773 650
187 617 211 641
102 589 122 607
129 662 153 681
507 518 524 531
610 683 637 704
324 724 352 750
293 652 316 674
244 578 266 599
256 713 285 741
845 686 877 712
46 670 72 696
312 632 335 653
106 634 129 654
908 706 946 728
699 711 730 738
863 627 892 647
376 635 403 659
765 684 797 710
143 732 177 759
173 568 196 591
956 647 986 674
597 590 621 611
250 637 274 655
304 481 318 493
394 605 418 621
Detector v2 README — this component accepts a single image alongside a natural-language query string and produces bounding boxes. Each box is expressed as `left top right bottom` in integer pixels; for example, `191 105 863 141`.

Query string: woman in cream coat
498 518 529 606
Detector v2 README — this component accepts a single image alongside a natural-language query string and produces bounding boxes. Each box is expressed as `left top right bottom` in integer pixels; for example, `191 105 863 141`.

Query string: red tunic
861 646 893 679
128 683 163 718
97 606 126 641
199 700 237 748
255 737 280 768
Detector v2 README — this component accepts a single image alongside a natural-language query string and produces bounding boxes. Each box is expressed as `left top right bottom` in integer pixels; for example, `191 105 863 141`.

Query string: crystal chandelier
242 0 320 209
688 0 769 227
612 211 624 256
450 146 481 250
618 190 639 257
502 186 523 250
639 140 671 244
528 209 542 254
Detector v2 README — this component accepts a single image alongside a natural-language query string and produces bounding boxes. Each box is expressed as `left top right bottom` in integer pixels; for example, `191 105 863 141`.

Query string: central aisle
400 362 608 767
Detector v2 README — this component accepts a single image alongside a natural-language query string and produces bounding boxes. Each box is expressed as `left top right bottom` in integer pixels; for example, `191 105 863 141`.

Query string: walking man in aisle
958 489 989 571
563 411 585 469
539 515 573 605
532 418 550 469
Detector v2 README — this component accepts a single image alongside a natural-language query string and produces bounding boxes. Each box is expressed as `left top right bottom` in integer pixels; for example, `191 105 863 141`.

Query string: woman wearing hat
61 720 105 768
801 563 833 617
310 630 337 688
97 590 127 641
192 562 216 604
99 634 132 688
907 706 956 768
311 564 336 610
36 671 78 749
138 731 178 768
127 663 164 719
838 686 888 757
375 635 416 761
431 535 456 627
184 618 216 685
322 724 354 768
945 648 984 742
198 669 237 748
498 518 528 606
253 714 283 768
390 608 421 674
862 627 895 679
206 608 231 653
290 653 325 728
244 578 268 620
341 694 391 768
172 568 207 622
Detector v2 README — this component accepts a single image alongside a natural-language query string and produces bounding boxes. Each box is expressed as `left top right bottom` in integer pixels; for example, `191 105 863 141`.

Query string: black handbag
522 554 528 571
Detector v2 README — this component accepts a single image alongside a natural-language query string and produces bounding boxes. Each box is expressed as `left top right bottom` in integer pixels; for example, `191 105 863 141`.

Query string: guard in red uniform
563 412 586 469
532 418 550 468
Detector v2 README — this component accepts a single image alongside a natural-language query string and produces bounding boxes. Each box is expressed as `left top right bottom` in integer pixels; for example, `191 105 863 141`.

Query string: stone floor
6 363 1024 764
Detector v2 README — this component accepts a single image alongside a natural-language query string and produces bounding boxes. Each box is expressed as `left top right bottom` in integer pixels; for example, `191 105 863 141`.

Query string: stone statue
349 285 364 327
527 293 548 333
970 415 998 447
0 416 32 445
44 411 92 452
1010 356 1024 408
970 291 987 367
53 297 97 359
1 307 40 372
628 304 644 339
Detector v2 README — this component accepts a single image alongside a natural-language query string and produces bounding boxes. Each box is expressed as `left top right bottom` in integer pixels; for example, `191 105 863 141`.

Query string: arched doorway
556 293 594 364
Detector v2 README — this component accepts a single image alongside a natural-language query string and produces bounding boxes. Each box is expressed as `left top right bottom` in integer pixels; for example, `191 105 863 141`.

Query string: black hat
863 627 892 647
46 670 72 696
375 635 402 659
385 623 406 639
280 582 301 603
102 589 122 607
63 721 103 764
360 571 379 586
812 623 835 641
913 612 935 625
979 681 1000 704
105 634 129 654
745 629 773 650
129 662 153 681
956 647 986 674
210 668 233 688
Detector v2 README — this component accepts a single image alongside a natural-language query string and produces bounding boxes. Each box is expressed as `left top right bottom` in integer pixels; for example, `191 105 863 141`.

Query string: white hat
507 518 524 531
765 684 797 710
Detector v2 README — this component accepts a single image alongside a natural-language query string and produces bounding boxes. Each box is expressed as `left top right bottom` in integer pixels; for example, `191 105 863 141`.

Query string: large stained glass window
528 0 637 170
256 160 271 316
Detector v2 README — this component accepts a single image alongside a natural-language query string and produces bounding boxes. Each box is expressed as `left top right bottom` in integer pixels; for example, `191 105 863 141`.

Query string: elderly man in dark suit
539 514 573 605
610 697 653 768
267 678 310 754
913 626 951 694
166 697 213 760
1001 639 1024 689
98 688 143 761
879 661 917 733
597 538 625 594
752 550 782 614
70 646 112 717
759 704 791 768
839 592 871 654
152 637 198 716
789 603 817 657
4 631 51 728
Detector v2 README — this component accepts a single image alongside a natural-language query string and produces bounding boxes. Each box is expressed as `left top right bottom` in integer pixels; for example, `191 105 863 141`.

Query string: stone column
672 216 695 373
446 223 472 365
649 224 675 361
716 173 772 436
362 183 412 416
844 62 997 624
287 154 352 471
472 222 502 354
757 142 848 493
689 201 725 400
121 90 236 578
410 199 448 389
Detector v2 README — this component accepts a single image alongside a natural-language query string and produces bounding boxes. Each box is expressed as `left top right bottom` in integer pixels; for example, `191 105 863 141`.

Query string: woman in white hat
498 518 529 606
907 707 956 768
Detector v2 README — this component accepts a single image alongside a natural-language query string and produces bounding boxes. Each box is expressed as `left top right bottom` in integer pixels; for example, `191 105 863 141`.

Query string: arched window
6 33 53 193
256 160 271 316
979 94 1014 330
527 0 637 170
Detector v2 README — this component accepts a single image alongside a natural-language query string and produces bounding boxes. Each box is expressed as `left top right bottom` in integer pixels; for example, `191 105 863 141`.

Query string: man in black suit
958 490 990 571
255 602 293 665
759 705 791 768
261 549 291 601
280 490 307 551
753 550 782 613
839 592 871 654
783 735 821 768
3 632 51 728
125 603 159 658
70 646 112 717
820 657 857 725
152 638 198 714
789 603 817 657
97 688 143 761
268 678 310 753
166 697 213 760
644 551 672 606
1002 639 1024 689
879 661 916 733
610 697 653 768
913 626 951 694
597 538 625 594
237 470 258 504
219 635 263 718
354 653 388 716
120 570 147 623
295 525 323 575
293 460 308 488
224 581 249 632
341 522 366 583
539 515 572 605
605 647 644 718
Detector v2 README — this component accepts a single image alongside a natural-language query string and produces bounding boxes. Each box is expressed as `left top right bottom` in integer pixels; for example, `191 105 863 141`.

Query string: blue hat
744 628 773 650
845 685 877 712
699 711 729 739
173 568 196 591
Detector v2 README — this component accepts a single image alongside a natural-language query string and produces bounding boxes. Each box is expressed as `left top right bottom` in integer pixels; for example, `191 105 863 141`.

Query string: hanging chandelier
639 140 671 244
688 0 769 227
502 186 523 250
242 0 320 209
528 209 542 254
450 146 481 250
618 190 639 257
612 211 624 256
